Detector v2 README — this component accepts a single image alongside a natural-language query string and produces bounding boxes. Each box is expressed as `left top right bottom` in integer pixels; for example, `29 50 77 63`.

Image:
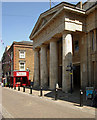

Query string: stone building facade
30 1 97 92
2 41 34 86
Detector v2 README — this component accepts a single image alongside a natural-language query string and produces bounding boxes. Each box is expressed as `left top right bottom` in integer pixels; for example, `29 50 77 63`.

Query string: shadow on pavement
44 89 93 107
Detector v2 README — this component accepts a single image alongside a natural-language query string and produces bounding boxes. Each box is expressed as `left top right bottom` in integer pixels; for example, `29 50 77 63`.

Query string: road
1 87 95 119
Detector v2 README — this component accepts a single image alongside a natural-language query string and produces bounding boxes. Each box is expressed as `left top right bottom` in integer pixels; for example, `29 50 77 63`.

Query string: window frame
74 40 79 52
19 62 25 71
19 50 25 59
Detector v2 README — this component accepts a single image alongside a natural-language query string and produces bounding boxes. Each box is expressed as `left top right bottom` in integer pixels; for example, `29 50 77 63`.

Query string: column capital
62 31 72 36
50 37 59 42
34 48 40 52
40 43 48 48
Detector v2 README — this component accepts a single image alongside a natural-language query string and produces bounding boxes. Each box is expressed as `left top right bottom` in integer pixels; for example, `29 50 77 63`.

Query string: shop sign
16 72 26 76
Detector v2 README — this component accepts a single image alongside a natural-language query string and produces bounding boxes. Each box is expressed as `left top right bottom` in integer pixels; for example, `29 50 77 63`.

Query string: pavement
8 86 94 106
1 86 97 119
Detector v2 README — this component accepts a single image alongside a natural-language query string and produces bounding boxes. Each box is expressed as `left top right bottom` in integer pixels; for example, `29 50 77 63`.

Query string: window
19 51 25 58
19 62 25 71
74 40 79 52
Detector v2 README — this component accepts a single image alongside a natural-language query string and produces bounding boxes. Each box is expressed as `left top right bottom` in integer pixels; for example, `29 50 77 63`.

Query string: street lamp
66 63 75 94
26 68 29 71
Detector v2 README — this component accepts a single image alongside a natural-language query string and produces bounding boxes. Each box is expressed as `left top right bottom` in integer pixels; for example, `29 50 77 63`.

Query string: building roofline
29 2 86 39
86 1 97 12
13 41 33 46
41 2 76 15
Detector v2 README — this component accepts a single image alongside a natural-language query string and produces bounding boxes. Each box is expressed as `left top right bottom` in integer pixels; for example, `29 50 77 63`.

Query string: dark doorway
73 64 80 90
58 66 62 88
22 77 27 85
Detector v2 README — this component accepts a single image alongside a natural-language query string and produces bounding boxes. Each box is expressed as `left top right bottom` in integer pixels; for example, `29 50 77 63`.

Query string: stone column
94 29 97 52
34 49 39 87
40 45 48 88
62 33 72 93
49 41 58 90
88 32 92 86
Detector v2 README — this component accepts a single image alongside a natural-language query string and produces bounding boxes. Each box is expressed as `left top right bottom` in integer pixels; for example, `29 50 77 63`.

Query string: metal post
40 86 43 96
55 88 58 100
30 86 32 94
11 84 13 89
23 86 25 92
71 72 72 94
9 84 10 88
14 85 16 90
80 89 83 107
18 85 20 91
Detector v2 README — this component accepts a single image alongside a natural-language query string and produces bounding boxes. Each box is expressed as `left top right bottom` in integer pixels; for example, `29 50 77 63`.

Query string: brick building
29 1 97 92
2 41 34 87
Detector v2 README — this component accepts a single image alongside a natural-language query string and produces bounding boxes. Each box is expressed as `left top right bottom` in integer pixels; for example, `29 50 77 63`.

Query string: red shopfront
12 71 30 87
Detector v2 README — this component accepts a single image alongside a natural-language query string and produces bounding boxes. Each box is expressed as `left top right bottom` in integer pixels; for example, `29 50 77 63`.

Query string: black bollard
40 86 43 96
14 85 16 90
11 84 13 89
30 86 32 94
55 88 58 100
9 84 10 88
80 89 83 107
55 83 59 100
18 85 20 91
23 86 25 92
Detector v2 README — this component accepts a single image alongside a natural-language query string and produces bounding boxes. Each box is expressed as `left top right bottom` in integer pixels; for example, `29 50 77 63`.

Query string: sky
1 0 87 61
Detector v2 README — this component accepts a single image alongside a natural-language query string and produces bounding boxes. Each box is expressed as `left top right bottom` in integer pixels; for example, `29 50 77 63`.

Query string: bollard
30 86 32 94
55 88 58 100
9 84 10 88
80 89 83 107
11 84 13 89
23 86 25 92
40 86 43 96
18 85 20 91
14 85 16 90
55 83 59 100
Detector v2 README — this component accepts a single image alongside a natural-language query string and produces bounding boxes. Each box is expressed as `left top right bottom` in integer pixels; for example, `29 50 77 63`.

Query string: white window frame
19 51 25 59
19 62 25 71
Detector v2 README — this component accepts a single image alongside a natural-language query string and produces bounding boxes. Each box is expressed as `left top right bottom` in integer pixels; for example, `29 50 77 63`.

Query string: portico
30 1 97 92
32 32 84 92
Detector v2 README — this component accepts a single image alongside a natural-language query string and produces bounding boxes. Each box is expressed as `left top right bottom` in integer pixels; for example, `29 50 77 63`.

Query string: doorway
58 66 62 88
73 64 80 90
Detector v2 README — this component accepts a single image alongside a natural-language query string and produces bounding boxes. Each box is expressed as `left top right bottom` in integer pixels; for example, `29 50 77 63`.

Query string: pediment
30 3 65 37
33 11 57 35
29 2 86 40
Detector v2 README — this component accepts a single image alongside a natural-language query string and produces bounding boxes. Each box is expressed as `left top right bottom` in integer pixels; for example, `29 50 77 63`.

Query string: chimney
76 1 82 9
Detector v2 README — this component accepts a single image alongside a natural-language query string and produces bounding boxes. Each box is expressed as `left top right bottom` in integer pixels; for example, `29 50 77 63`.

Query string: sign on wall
16 72 27 76
86 87 94 100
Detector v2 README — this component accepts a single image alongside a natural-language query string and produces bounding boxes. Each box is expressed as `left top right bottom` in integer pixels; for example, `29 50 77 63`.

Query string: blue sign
86 87 94 99
86 90 93 96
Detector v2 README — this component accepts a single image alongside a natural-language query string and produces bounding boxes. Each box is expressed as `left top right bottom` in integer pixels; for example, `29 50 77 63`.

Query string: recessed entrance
73 64 80 90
